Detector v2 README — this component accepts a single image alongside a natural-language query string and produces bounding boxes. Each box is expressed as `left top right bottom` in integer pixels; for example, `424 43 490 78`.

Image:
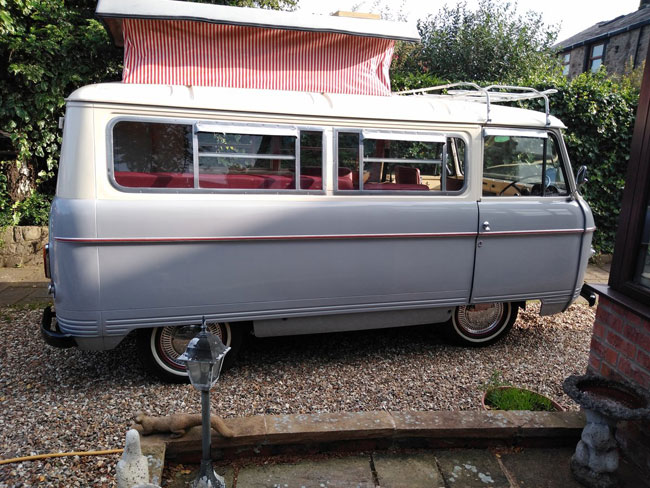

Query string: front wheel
137 321 244 383
446 302 518 346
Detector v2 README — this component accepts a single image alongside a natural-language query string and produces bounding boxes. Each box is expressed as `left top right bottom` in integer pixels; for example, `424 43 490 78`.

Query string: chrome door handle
482 221 491 232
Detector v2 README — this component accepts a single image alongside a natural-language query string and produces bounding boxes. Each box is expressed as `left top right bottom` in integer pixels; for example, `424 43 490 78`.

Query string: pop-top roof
96 0 419 96
96 0 420 46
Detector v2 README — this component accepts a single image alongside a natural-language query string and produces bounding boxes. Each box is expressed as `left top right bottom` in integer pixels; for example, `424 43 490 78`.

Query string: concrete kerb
149 410 586 464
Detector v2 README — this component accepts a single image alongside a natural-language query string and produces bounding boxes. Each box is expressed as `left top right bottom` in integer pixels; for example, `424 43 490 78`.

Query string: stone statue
133 411 235 439
116 429 151 488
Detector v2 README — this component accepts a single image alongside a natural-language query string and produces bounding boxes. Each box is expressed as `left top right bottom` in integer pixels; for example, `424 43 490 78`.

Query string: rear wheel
137 321 243 383
447 302 518 346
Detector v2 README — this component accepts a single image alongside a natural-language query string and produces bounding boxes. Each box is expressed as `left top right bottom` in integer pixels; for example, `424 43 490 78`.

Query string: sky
297 0 642 43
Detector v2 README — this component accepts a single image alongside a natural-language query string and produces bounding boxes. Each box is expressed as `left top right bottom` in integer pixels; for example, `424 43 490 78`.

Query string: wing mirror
575 165 588 191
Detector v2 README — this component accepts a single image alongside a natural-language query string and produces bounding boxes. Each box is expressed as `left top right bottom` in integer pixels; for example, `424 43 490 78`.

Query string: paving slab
141 442 166 486
166 464 234 488
435 449 509 487
373 452 445 488
236 455 375 488
498 447 582 488
0 286 34 306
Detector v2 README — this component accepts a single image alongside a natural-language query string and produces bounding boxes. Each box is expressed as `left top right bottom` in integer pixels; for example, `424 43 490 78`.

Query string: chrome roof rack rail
395 83 558 126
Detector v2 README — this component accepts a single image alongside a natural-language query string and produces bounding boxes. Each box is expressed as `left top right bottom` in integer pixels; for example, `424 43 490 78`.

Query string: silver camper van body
43 82 594 380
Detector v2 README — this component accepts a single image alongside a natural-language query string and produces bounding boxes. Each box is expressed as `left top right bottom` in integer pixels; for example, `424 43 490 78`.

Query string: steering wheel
498 179 526 196
498 175 553 196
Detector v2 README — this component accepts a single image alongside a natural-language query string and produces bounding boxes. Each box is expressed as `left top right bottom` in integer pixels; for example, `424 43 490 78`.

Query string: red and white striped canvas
122 19 395 96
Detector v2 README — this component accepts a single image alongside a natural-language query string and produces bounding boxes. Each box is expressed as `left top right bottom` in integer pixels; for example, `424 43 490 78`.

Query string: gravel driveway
0 302 595 487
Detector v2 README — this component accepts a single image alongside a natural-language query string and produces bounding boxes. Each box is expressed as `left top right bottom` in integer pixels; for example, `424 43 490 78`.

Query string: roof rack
395 83 558 126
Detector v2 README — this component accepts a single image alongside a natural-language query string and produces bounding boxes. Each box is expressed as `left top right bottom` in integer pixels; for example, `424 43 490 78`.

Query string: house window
589 43 605 73
609 60 650 305
562 53 571 76
634 204 650 290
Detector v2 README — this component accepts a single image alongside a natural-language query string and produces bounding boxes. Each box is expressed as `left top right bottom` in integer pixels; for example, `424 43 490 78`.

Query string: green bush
0 0 296 227
12 191 51 226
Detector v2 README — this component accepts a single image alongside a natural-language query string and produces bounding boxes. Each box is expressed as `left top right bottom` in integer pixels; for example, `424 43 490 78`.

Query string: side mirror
575 165 588 191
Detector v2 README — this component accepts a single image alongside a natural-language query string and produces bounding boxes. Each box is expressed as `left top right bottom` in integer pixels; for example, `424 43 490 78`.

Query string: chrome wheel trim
453 303 510 342
149 322 232 376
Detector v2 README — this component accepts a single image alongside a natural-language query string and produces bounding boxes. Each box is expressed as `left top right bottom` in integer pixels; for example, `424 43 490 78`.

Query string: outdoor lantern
178 317 230 488
178 317 230 391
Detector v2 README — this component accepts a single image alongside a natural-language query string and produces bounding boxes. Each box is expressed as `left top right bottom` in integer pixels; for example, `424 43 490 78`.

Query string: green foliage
519 71 639 254
0 0 296 226
11 191 52 226
392 0 561 85
485 387 555 411
481 371 554 411
0 0 123 218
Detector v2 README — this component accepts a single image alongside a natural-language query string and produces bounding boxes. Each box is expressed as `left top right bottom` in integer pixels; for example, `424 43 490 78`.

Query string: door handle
482 221 491 232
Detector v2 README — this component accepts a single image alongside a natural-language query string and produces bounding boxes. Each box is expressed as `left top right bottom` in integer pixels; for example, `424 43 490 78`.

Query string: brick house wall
586 295 650 474
588 296 650 387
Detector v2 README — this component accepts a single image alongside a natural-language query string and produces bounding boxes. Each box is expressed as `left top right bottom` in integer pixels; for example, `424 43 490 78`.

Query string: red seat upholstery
199 174 266 189
338 168 354 190
364 182 429 191
262 174 294 189
300 175 322 189
395 166 421 185
114 171 194 188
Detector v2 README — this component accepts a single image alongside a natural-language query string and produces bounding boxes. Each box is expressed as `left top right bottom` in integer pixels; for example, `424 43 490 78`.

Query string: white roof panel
66 83 566 129
96 0 420 46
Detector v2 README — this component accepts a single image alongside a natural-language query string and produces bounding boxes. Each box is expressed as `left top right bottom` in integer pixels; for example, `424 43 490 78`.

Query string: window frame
107 116 326 195
562 52 571 76
333 127 469 195
609 60 650 305
481 128 570 198
588 42 606 73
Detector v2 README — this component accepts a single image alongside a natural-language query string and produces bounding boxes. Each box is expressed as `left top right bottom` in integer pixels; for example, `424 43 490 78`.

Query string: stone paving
167 447 647 487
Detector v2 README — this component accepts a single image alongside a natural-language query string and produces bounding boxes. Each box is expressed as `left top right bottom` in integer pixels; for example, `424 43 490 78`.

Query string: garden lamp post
178 317 230 488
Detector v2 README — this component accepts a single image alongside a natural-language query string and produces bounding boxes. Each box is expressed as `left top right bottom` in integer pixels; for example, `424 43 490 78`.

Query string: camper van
40 1 594 382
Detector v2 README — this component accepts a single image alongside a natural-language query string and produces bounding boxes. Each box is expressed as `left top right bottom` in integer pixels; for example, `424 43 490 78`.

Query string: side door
471 128 589 310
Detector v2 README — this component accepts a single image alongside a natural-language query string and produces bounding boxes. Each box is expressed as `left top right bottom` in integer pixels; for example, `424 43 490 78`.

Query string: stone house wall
562 25 649 78
587 295 650 475
0 226 49 267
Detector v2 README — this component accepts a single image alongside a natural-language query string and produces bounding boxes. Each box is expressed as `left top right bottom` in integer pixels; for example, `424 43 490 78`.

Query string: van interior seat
364 182 430 191
115 171 355 191
115 171 194 188
395 166 421 185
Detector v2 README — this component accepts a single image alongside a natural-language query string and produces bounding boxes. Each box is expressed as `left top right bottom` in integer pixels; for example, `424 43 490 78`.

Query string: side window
482 132 568 197
111 121 323 191
300 131 323 190
113 121 194 188
336 131 465 192
446 137 466 192
197 131 296 189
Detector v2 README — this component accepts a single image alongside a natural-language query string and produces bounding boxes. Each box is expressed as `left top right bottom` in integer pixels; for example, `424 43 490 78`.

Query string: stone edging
141 410 586 463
